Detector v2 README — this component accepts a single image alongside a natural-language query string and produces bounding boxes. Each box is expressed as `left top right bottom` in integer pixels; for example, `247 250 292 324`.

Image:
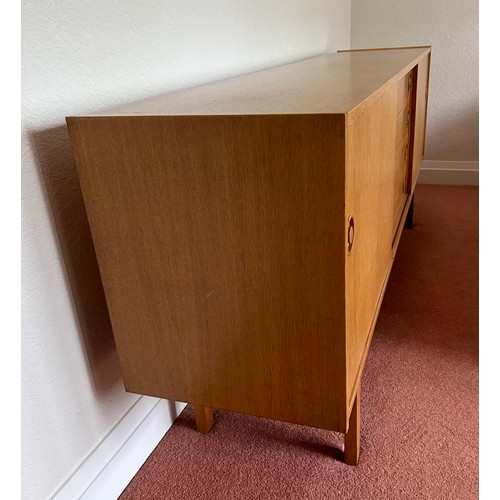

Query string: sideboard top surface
72 47 429 118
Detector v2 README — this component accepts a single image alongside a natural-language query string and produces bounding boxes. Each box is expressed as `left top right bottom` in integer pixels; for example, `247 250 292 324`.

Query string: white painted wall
21 2 351 498
351 0 479 163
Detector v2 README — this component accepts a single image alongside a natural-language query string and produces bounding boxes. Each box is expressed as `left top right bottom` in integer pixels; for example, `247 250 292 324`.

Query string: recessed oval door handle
347 215 355 253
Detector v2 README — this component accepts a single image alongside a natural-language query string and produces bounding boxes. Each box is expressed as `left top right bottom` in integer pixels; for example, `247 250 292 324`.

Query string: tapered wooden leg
194 405 214 434
344 384 360 465
405 194 414 229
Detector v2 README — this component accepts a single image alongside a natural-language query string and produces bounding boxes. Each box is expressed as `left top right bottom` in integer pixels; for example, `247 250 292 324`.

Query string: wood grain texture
396 73 411 115
345 86 398 408
66 48 431 455
344 382 360 466
67 114 348 432
195 406 214 434
393 73 413 236
393 140 410 236
410 54 431 191
73 48 430 118
396 106 410 148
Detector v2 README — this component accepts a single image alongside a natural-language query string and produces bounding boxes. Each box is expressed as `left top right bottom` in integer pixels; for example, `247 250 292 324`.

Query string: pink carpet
120 185 478 499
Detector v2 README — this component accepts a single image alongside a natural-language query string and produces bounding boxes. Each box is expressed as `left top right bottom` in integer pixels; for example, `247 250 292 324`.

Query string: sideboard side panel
67 114 348 432
345 87 398 407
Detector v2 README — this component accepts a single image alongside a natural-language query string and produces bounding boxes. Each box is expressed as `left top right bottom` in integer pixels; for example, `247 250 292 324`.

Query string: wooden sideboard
67 46 431 465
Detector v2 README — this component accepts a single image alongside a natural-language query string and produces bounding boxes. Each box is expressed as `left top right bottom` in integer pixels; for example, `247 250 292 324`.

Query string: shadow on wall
29 125 123 397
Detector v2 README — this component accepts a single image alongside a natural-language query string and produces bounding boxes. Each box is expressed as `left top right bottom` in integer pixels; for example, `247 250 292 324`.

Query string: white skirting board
50 396 186 500
418 160 479 185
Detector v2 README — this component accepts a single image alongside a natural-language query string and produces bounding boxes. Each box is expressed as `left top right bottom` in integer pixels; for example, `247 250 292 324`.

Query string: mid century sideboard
67 46 431 465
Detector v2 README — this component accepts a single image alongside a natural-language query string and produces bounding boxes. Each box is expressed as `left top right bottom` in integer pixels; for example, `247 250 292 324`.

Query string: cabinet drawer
396 72 412 114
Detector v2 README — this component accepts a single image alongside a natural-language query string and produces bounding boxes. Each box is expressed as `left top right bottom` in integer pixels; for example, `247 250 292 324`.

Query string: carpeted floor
120 185 478 500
